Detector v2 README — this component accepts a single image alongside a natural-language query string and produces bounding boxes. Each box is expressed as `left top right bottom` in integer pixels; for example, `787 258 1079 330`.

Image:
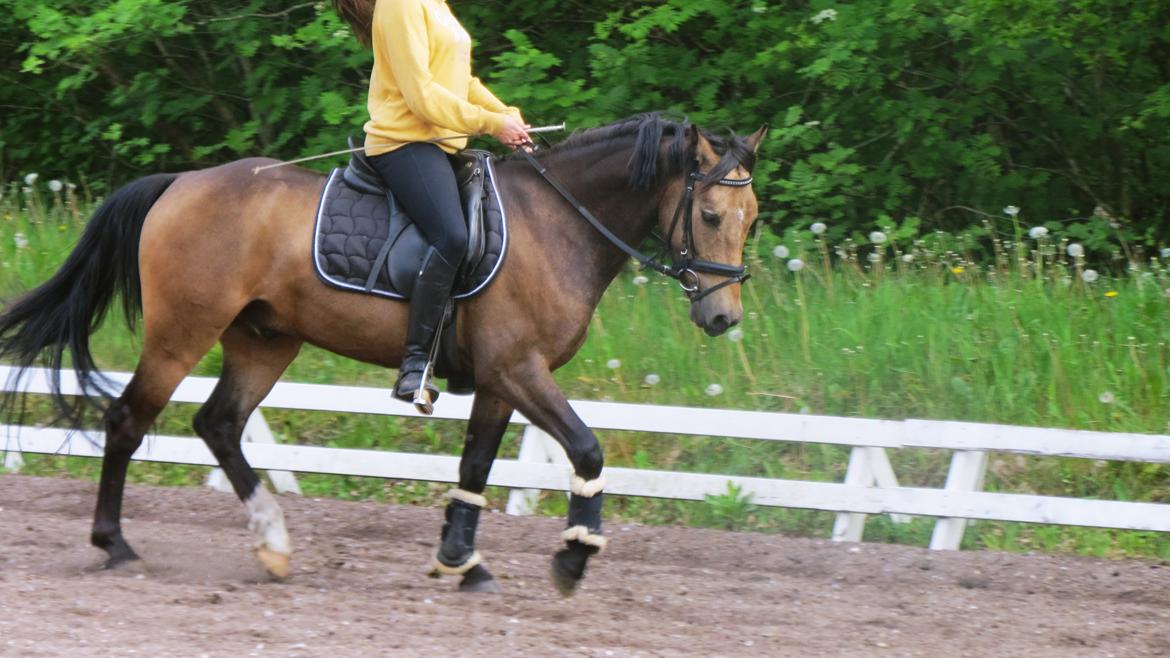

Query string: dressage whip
250 123 567 175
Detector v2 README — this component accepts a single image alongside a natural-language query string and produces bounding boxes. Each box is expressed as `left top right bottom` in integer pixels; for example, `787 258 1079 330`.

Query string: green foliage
698 481 758 530
3 1 1170 243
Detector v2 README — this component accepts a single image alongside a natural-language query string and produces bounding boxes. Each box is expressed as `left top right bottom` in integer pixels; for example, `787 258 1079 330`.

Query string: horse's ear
695 130 720 166
745 124 768 153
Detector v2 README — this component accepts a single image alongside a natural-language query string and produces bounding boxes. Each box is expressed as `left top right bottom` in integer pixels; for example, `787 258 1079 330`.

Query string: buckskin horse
0 113 764 595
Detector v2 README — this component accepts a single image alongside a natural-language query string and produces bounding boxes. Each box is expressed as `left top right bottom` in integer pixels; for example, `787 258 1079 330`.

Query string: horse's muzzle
691 300 741 337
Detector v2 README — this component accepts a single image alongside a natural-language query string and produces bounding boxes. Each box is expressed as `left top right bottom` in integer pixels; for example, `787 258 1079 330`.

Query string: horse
0 113 765 595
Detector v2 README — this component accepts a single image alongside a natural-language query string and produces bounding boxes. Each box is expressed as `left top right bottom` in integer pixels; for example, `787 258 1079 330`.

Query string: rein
516 147 752 303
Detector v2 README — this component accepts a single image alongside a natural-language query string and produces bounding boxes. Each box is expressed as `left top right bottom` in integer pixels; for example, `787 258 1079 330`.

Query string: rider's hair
332 0 375 48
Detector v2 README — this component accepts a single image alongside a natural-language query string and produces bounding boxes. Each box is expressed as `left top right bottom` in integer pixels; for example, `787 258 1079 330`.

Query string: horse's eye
701 209 721 227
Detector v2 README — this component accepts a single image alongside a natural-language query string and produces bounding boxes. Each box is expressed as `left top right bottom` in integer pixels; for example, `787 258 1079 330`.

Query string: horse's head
658 125 767 337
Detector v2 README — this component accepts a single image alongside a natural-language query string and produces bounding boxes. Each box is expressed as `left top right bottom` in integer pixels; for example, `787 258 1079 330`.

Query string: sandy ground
1 474 1169 657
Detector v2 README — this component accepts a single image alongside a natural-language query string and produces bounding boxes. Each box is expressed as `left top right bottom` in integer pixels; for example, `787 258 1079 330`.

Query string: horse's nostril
712 314 730 332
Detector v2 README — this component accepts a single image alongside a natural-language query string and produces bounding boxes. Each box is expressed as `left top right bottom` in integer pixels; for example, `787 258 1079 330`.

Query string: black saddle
313 137 507 301
312 139 509 394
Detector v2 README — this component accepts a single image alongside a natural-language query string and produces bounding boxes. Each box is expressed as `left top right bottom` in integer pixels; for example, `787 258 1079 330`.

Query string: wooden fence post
929 450 989 550
831 446 912 542
3 450 22 473
505 425 568 515
206 410 302 495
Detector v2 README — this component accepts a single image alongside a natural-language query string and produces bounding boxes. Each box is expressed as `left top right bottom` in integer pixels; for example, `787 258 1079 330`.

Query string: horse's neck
507 145 660 297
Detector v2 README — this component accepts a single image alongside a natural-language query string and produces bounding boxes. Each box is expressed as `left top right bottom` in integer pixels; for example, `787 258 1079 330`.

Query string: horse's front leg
488 357 606 597
430 391 514 593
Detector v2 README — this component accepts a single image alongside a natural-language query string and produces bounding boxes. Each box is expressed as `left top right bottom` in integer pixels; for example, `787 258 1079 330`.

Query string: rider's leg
369 143 468 408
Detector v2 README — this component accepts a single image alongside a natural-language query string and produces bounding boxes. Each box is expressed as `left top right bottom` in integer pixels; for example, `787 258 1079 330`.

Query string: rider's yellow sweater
364 0 521 156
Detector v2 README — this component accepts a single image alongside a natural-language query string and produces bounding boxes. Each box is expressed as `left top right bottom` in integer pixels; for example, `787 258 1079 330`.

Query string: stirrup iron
413 359 436 415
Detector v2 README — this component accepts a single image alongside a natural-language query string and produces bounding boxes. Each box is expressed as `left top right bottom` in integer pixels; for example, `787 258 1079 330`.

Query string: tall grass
3 181 1170 558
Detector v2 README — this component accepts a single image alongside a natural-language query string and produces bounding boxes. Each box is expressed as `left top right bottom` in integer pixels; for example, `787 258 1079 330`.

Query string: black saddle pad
312 156 507 300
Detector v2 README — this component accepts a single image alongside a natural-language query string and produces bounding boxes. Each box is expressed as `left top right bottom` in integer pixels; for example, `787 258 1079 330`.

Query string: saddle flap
454 151 491 272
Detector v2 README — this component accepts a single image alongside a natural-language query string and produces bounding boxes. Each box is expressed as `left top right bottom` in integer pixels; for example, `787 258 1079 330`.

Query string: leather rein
516 147 752 303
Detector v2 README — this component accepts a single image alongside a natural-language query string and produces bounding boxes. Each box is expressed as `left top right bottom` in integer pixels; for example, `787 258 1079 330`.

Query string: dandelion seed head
23 173 38 186
705 383 724 397
1081 269 1099 283
1066 243 1084 258
1028 226 1049 239
810 222 827 236
810 8 838 24
643 373 660 386
632 275 649 286
867 253 881 263
901 253 915 263
606 358 621 370
868 231 887 245
13 233 28 249
1003 205 1020 217
728 328 744 343
787 258 805 272
47 180 63 193
1098 391 1115 404
772 245 790 259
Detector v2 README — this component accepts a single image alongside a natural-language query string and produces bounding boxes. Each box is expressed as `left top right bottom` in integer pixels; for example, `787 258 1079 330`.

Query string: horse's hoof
104 555 145 573
458 564 502 594
256 546 291 579
550 550 584 597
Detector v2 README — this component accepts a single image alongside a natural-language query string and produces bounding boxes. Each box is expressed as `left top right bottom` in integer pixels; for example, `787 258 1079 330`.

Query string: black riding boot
393 246 459 410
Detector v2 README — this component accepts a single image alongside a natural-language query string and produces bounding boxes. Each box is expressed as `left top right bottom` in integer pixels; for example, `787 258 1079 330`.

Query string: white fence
4 366 1170 550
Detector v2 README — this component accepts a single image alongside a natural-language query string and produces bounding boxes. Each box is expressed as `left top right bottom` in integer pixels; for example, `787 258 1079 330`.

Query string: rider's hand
493 116 531 150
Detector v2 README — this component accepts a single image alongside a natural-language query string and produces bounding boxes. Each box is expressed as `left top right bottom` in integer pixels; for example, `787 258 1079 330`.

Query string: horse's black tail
0 173 180 426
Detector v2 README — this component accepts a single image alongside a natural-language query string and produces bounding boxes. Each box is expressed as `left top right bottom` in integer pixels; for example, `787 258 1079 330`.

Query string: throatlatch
430 489 486 576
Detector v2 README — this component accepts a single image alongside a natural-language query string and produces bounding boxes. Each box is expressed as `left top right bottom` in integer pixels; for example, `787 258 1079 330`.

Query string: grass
2 182 1170 559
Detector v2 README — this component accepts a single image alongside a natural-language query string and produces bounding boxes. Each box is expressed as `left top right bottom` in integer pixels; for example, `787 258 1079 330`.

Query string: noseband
517 148 751 303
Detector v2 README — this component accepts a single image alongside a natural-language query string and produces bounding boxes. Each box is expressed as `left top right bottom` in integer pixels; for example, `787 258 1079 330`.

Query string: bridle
517 146 752 303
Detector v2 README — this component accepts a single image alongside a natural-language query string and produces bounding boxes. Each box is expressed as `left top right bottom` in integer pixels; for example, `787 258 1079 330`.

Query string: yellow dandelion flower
951 266 965 275
1104 290 1118 298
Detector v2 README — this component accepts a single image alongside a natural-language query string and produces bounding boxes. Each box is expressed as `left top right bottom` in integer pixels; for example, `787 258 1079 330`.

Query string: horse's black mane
527 113 757 190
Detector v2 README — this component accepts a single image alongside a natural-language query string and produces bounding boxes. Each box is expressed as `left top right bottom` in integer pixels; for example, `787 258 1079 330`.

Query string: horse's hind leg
430 391 514 593
192 326 301 578
92 344 216 568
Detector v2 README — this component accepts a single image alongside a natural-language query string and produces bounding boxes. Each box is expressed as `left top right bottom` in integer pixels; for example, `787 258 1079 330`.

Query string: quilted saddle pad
312 156 507 301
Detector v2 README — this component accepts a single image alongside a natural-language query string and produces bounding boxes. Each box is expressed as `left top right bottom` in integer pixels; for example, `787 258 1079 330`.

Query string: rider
332 0 530 407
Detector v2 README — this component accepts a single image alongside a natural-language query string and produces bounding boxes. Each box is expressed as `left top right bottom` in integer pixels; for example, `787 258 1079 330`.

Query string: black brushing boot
394 246 458 413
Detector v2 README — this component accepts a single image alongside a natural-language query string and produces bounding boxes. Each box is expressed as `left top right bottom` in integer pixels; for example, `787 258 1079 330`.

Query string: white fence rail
3 366 1170 549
